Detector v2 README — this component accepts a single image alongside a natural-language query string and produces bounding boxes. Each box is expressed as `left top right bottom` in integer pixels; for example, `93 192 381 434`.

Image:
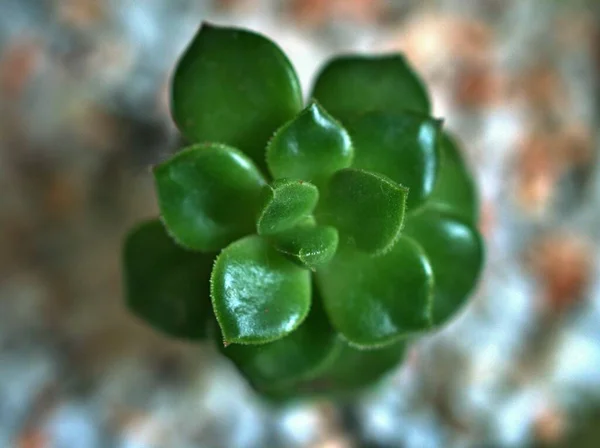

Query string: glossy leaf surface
404 207 484 326
171 24 303 170
154 143 266 252
123 219 215 340
256 179 319 236
428 132 479 223
317 237 433 347
345 111 441 209
266 102 353 185
322 168 408 255
271 224 339 269
311 54 430 122
220 292 338 391
211 236 311 345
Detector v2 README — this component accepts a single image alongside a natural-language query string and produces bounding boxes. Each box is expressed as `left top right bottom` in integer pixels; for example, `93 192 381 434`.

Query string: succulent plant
122 24 484 398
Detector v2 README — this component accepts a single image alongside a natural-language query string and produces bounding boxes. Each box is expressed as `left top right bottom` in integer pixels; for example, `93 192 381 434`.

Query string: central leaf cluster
122 24 484 397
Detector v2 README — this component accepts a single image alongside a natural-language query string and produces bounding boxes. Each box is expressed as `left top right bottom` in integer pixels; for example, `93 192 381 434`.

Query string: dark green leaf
344 111 441 210
123 219 215 340
211 235 311 345
310 54 430 122
299 337 406 394
316 237 433 348
256 179 319 236
171 23 303 170
271 224 339 269
321 168 408 255
266 102 353 185
219 291 338 391
154 143 266 252
428 132 479 223
403 206 484 326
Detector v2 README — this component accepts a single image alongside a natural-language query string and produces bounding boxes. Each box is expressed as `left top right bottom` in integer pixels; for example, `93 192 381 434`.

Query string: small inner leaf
321 168 408 255
154 143 266 252
316 237 434 348
271 224 339 269
256 179 319 236
171 23 303 171
344 111 441 210
210 235 311 345
123 219 215 340
403 206 484 326
428 132 479 223
266 102 353 185
311 54 431 122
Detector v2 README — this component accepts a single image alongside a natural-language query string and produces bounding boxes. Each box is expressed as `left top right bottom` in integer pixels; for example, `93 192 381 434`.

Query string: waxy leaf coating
271 224 339 269
123 219 215 340
311 54 430 122
317 237 434 347
345 111 441 209
171 24 303 170
429 132 479 223
154 143 266 252
220 292 338 391
404 207 484 326
256 179 319 236
322 168 408 255
211 236 311 345
266 102 353 185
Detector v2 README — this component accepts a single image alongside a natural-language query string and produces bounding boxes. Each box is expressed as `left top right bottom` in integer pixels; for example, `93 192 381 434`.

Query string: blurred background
1 0 600 447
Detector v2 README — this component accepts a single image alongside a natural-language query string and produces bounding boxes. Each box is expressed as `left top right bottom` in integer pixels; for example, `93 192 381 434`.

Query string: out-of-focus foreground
1 1 600 447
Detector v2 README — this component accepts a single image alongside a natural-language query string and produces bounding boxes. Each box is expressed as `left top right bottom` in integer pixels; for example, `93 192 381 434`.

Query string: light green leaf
321 168 408 255
316 237 434 348
154 143 266 252
271 224 339 269
256 179 319 236
344 111 441 210
211 236 311 345
266 102 353 185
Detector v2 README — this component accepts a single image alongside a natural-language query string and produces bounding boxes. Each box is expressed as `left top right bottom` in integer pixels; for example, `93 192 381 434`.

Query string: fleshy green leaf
271 224 339 269
403 206 484 326
344 111 441 210
321 168 408 255
219 290 338 392
266 102 353 185
310 54 430 122
316 237 433 348
428 132 479 223
171 23 303 170
154 143 266 252
256 179 319 236
123 219 215 340
211 235 311 345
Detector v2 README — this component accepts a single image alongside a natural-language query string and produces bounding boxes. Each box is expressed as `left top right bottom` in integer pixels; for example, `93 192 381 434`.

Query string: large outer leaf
428 132 479 223
404 206 484 326
171 24 303 170
211 236 311 345
266 102 353 185
123 219 215 340
311 54 430 121
316 237 434 348
154 143 266 252
344 111 441 210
